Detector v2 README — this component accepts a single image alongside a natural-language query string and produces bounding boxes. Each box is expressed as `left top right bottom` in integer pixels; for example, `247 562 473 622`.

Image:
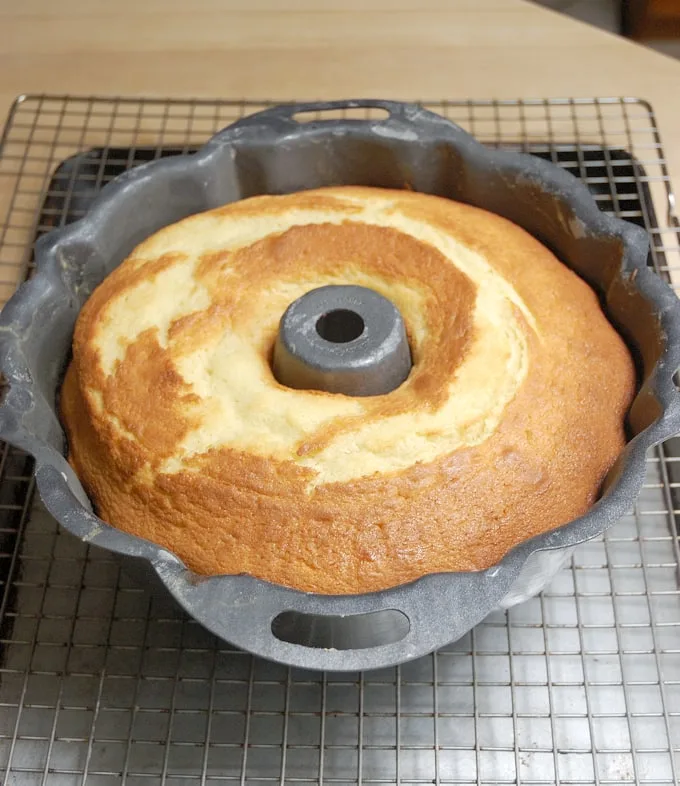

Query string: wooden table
2 0 680 217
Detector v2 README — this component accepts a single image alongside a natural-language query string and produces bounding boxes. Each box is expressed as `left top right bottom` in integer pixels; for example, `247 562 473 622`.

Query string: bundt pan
1 99 680 671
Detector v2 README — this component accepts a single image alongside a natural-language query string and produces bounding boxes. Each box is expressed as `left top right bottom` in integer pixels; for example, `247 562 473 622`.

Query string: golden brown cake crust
60 187 636 594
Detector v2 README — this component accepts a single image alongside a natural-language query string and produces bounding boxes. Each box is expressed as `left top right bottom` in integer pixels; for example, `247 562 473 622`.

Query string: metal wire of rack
0 95 679 786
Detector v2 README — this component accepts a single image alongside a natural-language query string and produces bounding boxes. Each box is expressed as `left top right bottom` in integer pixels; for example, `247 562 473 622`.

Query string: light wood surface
2 0 680 219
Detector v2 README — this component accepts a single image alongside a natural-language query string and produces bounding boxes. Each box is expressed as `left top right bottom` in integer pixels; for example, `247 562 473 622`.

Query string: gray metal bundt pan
1 99 680 671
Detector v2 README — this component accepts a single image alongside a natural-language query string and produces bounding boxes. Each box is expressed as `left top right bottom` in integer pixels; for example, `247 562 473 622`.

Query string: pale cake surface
61 187 636 594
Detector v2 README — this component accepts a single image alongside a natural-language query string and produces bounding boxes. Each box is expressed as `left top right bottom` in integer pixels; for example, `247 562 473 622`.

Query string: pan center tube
272 285 412 396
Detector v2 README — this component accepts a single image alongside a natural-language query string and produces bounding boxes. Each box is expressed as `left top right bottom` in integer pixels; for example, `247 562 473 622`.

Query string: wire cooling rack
0 96 679 786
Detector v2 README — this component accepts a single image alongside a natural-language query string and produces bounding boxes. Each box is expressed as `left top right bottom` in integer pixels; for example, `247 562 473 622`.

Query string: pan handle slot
291 106 391 124
271 609 410 650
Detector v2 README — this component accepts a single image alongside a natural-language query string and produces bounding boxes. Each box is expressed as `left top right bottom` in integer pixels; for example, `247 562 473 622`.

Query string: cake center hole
316 309 365 343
